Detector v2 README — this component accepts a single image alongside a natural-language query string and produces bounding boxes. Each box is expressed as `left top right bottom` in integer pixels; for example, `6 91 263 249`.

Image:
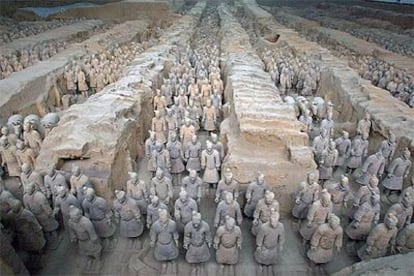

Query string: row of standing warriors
0 159 286 273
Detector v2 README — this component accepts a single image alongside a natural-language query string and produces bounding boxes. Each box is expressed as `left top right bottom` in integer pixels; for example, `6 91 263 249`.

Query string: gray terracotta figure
244 171 270 218
307 214 343 264
152 142 171 179
53 186 81 227
44 165 68 203
346 134 365 174
23 183 58 246
215 168 239 203
185 134 202 172
23 122 42 156
181 169 203 202
254 210 285 271
174 189 198 231
380 134 396 168
151 110 167 144
20 163 47 197
165 109 179 138
326 175 351 207
150 209 179 274
145 131 157 173
0 137 20 177
146 195 168 229
349 176 380 219
202 100 216 132
82 188 116 240
113 190 143 242
214 192 243 228
357 112 371 139
357 212 398 261
312 128 329 165
385 191 413 230
69 165 90 202
201 140 221 190
68 206 102 267
6 200 46 252
382 148 411 194
318 140 338 185
214 216 242 270
211 132 224 161
252 191 280 236
396 223 414 254
180 119 196 147
15 140 36 170
150 168 173 206
346 194 380 241
183 212 212 273
356 150 385 186
334 130 351 168
77 68 89 98
166 131 185 185
126 172 147 215
292 172 320 219
320 111 334 138
299 189 333 242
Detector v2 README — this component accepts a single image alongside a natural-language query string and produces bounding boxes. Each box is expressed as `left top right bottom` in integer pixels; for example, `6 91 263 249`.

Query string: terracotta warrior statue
146 195 168 229
23 122 42 156
357 112 371 139
213 216 242 273
334 130 351 169
357 212 398 261
292 172 320 220
166 131 185 185
346 134 365 175
126 172 148 215
183 212 212 274
215 168 239 203
326 175 351 208
53 186 81 228
385 191 413 230
382 148 411 196
185 134 202 172
113 190 143 247
356 150 385 186
68 206 102 268
145 131 157 173
44 165 67 203
380 134 396 168
349 176 380 219
0 136 20 177
150 208 179 274
69 165 90 202
346 194 380 241
396 223 414 254
299 189 333 242
5 200 46 253
150 168 173 206
201 140 221 191
318 140 338 186
214 192 243 228
211 132 225 161
152 142 171 179
244 171 270 218
20 164 46 198
181 169 203 203
151 110 167 144
202 99 217 132
82 188 116 246
307 214 343 264
23 182 59 248
15 140 36 170
255 210 285 273
252 191 280 236
174 189 198 232
180 118 196 148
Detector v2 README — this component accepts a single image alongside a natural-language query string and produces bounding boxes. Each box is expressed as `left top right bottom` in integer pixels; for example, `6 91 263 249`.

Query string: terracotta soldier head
224 215 236 231
269 209 280 228
151 195 160 207
115 190 127 204
224 168 233 184
264 191 275 205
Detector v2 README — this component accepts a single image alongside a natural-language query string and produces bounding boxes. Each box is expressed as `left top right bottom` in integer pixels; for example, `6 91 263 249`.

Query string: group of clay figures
0 113 60 178
303 26 414 108
261 48 321 96
0 40 67 79
61 42 145 109
291 98 413 265
0 18 87 45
